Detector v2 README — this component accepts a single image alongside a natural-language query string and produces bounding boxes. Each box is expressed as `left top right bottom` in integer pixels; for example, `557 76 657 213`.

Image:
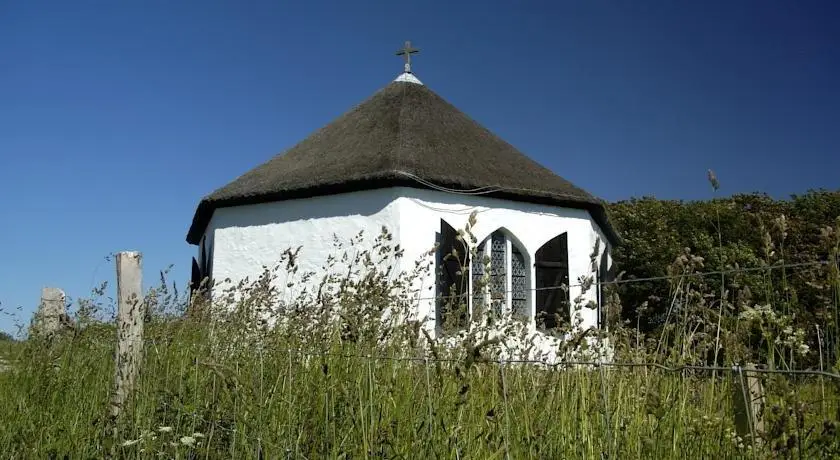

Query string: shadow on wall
209 188 401 230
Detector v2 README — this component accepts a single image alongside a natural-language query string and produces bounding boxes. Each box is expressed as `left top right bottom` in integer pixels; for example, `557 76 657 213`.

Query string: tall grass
0 222 838 458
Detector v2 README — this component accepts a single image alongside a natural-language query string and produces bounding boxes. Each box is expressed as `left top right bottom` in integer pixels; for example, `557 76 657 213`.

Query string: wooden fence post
733 363 766 446
109 251 144 431
745 364 766 438
31 287 66 338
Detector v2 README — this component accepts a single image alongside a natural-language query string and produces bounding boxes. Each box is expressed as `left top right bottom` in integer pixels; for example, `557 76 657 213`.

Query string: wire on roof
393 170 596 203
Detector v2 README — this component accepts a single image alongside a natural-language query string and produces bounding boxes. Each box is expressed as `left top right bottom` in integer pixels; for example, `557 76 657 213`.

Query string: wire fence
161 339 839 454
193 346 840 380
41 256 838 372
33 331 839 382
60 255 835 308
404 258 835 302
25 256 837 363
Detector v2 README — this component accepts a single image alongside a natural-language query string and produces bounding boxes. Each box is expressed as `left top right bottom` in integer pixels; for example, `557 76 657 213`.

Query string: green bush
607 189 840 370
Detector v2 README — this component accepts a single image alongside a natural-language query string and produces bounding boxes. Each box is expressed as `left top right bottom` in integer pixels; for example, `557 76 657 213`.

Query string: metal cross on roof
396 41 419 73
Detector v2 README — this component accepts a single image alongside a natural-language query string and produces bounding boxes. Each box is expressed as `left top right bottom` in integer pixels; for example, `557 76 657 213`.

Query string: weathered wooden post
733 363 766 446
31 287 66 338
109 251 144 432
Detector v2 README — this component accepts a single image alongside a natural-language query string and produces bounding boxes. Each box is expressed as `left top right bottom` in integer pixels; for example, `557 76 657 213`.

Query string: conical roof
186 73 618 245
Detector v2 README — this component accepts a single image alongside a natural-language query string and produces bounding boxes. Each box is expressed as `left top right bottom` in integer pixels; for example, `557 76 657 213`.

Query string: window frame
435 224 609 333
436 219 471 332
534 233 571 332
465 229 529 322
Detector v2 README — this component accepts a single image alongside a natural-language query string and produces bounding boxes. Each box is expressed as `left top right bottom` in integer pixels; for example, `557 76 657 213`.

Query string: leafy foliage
607 189 840 369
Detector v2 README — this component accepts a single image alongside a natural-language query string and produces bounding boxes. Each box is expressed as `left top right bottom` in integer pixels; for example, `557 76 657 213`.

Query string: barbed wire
42 337 840 380
189 346 840 380
591 259 831 288
63 334 838 381
16 259 837 367
112 256 835 307
411 258 834 303
76 333 832 380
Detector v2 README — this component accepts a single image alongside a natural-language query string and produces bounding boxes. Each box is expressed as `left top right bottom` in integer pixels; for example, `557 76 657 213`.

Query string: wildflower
180 436 197 447
158 426 173 433
121 439 140 447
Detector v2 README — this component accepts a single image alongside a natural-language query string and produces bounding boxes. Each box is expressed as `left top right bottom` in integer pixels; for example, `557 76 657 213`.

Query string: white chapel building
185 46 619 357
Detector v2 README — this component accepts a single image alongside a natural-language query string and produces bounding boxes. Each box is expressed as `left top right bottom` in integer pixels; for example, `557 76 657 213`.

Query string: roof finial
396 40 419 74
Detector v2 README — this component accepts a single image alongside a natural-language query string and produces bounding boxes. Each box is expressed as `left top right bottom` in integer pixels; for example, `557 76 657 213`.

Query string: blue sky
1 0 838 335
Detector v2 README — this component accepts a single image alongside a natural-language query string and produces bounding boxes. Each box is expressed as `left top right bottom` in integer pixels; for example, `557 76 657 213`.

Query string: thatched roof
186 74 619 245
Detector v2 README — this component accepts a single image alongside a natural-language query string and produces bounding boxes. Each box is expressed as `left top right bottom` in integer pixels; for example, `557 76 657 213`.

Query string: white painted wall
200 186 613 361
206 188 402 305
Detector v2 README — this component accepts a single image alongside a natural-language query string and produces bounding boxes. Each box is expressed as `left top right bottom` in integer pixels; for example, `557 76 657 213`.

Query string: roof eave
186 179 621 247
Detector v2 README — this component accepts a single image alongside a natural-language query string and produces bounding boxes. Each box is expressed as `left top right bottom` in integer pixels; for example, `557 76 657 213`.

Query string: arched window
511 245 528 319
489 231 507 316
535 233 570 331
471 229 528 322
471 240 488 316
437 219 470 330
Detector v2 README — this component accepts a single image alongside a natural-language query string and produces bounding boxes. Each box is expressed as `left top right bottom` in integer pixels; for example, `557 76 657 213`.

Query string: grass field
1 222 839 459
0 319 838 459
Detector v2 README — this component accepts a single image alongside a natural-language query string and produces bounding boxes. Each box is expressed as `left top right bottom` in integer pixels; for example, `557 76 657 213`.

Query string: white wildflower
121 439 140 447
180 436 197 447
158 426 173 433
